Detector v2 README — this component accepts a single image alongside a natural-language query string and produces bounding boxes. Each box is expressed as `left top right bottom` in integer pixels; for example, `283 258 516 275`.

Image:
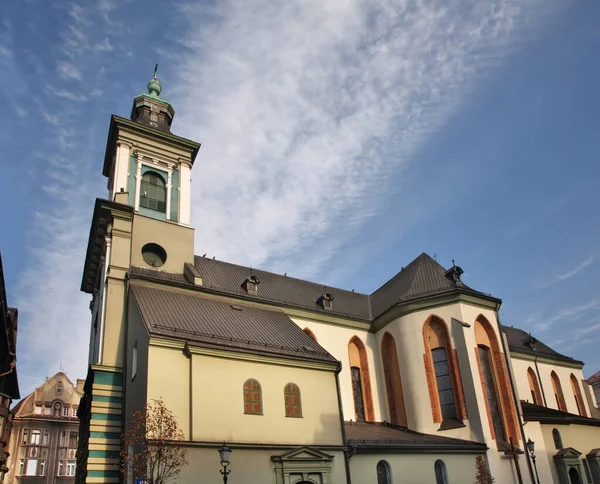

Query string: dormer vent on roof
523 335 537 351
242 275 261 294
444 262 464 286
318 292 335 310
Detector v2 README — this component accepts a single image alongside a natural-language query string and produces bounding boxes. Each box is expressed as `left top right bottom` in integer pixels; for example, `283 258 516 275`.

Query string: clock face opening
141 243 167 268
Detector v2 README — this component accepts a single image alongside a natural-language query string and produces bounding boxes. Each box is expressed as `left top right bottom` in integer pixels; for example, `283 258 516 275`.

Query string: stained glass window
140 172 166 213
243 379 263 415
351 367 365 422
478 346 506 441
432 348 457 420
377 460 392 484
284 383 302 418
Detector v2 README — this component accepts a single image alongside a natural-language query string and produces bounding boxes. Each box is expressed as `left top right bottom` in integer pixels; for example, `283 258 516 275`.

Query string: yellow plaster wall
101 278 128 367
177 447 346 484
146 345 190 440
189 353 343 445
130 214 194 274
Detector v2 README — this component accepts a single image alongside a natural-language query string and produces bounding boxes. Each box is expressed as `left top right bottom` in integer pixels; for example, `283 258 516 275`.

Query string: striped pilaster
79 367 123 484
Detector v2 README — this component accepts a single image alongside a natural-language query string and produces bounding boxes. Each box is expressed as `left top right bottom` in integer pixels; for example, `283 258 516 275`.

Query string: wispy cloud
57 61 82 81
533 298 600 332
170 0 562 277
555 256 595 282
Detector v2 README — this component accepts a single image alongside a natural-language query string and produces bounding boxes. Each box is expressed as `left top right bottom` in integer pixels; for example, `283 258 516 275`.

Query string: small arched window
243 379 263 415
284 383 302 418
551 371 567 412
434 460 448 484
140 172 167 213
570 374 587 417
552 428 563 450
348 336 374 422
57 381 63 394
376 460 392 484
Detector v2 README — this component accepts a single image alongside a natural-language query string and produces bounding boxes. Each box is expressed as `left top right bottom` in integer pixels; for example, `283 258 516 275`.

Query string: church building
74 72 600 484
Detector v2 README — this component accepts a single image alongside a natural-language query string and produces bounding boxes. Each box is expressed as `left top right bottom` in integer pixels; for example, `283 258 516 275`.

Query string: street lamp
526 439 540 484
218 443 232 483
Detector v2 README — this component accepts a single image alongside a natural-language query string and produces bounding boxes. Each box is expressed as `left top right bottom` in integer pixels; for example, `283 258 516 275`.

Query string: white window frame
30 429 41 445
66 461 76 476
25 459 38 476
18 459 24 476
39 460 45 476
72 407 77 417
42 430 49 446
58 461 63 476
63 407 70 417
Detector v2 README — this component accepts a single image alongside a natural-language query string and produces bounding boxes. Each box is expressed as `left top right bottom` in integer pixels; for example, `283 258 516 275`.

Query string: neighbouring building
586 370 600 415
74 71 600 484
0 253 20 482
6 373 83 484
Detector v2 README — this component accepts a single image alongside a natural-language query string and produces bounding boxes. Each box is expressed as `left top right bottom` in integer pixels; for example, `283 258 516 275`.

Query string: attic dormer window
318 292 334 310
444 264 464 285
242 275 260 294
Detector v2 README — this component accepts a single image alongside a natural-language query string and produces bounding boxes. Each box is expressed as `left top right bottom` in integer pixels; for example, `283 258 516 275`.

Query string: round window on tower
141 243 167 268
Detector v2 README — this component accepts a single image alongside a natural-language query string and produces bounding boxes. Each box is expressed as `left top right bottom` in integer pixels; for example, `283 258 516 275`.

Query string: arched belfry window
527 367 543 405
348 336 374 422
140 172 167 213
551 371 567 412
570 374 587 417
377 460 392 484
474 316 519 447
423 316 465 424
381 332 407 426
434 460 448 484
552 428 563 449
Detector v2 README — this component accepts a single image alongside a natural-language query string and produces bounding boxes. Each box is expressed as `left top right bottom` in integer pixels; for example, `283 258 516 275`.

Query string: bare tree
121 399 188 484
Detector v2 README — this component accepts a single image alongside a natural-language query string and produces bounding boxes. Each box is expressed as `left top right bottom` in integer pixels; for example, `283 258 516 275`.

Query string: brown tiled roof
344 421 487 451
130 283 338 365
586 370 600 385
502 326 583 365
521 401 600 427
129 252 498 323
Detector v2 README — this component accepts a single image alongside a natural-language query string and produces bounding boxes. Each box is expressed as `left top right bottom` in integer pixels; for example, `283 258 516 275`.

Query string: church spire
130 64 175 132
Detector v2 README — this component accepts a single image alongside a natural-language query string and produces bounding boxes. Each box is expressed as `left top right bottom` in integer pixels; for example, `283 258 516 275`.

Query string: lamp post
526 439 540 484
218 443 232 483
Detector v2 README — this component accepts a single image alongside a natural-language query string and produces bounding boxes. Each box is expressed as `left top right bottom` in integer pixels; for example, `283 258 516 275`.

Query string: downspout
533 357 548 407
495 305 535 484
98 232 112 365
335 366 352 484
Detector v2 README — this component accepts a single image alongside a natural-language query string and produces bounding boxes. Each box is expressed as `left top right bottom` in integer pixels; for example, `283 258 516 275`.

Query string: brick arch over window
570 374 587 417
422 315 466 423
348 336 375 422
303 327 318 343
551 371 567 412
474 316 519 446
527 367 543 406
381 332 407 427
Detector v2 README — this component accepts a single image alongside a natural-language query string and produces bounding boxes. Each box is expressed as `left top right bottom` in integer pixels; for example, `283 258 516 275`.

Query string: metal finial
452 258 455 266
153 63 158 80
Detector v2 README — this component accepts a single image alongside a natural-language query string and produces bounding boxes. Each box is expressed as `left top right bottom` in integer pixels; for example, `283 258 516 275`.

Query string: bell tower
77 70 201 484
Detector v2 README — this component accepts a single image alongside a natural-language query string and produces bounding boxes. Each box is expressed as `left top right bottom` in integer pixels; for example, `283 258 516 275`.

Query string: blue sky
0 0 599 397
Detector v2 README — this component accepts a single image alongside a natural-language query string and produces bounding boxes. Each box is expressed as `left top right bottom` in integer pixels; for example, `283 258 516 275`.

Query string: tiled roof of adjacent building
344 421 487 451
130 283 338 365
502 326 583 365
586 370 600 385
521 401 600 427
129 252 498 323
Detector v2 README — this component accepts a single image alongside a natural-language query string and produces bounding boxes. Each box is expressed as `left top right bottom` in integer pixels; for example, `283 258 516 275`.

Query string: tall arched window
527 367 543 405
243 378 263 415
434 460 448 484
552 428 563 449
377 460 392 484
423 316 465 423
551 371 567 412
348 336 374 422
381 332 407 427
284 383 302 418
474 316 519 446
303 328 318 342
140 172 167 213
570 374 587 417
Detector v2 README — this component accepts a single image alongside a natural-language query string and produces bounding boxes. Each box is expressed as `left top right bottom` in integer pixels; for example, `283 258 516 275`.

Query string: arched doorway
569 467 582 484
